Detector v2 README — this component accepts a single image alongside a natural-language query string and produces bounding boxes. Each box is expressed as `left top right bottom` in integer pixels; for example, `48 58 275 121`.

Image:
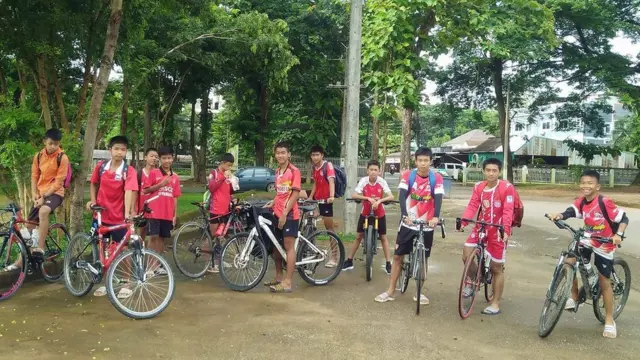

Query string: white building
194 88 225 115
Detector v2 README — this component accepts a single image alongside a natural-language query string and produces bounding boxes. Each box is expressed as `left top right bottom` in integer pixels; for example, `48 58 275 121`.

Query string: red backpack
478 180 524 228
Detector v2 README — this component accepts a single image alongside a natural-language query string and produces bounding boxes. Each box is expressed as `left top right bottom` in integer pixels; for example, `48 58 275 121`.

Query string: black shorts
274 219 299 241
209 213 229 225
27 194 64 221
318 203 334 217
580 246 614 278
395 226 434 257
147 219 173 238
102 223 128 243
357 215 387 236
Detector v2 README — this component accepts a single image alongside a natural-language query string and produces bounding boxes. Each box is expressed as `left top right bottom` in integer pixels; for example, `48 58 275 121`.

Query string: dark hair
367 160 380 169
414 147 433 160
274 141 290 152
108 135 129 149
310 145 325 156
220 153 235 164
145 147 158 156
158 146 173 157
581 169 600 183
482 158 503 171
44 128 62 142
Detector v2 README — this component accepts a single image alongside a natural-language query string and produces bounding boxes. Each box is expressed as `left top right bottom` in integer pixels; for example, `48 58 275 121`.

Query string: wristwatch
616 231 625 238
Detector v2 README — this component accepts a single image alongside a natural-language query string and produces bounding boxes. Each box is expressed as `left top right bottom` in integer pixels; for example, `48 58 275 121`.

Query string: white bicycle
218 205 345 291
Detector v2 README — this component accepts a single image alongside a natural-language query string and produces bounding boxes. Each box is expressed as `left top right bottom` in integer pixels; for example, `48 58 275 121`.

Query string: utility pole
343 0 363 235
503 80 510 180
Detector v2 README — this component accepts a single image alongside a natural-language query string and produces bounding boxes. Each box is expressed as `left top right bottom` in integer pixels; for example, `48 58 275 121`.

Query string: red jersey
461 180 516 237
398 170 444 230
144 169 182 221
208 169 232 215
137 168 152 213
273 164 301 220
572 196 623 257
312 161 336 200
90 160 139 225
354 176 391 217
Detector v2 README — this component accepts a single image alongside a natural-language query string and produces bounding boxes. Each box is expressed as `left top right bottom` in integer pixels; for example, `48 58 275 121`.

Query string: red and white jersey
312 161 335 200
354 176 392 217
572 196 624 258
461 180 516 236
398 170 444 231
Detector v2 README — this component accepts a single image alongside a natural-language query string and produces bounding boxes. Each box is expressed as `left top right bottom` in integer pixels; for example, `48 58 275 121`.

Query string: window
542 122 550 130
526 124 531 132
239 169 253 177
515 123 524 131
254 168 270 177
214 102 220 110
605 125 611 133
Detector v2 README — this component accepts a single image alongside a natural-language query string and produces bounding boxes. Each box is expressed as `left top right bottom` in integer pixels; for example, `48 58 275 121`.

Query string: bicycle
396 218 446 315
298 199 327 239
346 198 399 281
218 203 345 291
456 217 503 319
63 196 175 319
537 214 631 338
172 200 247 278
0 203 70 300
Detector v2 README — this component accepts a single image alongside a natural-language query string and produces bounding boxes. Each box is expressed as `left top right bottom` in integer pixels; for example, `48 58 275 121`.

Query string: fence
463 167 640 187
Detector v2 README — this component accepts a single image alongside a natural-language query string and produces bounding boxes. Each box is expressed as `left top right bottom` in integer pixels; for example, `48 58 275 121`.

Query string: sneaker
341 259 354 271
384 262 392 275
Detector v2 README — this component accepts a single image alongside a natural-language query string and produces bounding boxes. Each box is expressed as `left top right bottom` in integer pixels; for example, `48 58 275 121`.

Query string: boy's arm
351 178 369 201
460 183 481 227
124 190 134 218
90 183 98 204
309 181 316 200
501 185 516 237
329 178 335 199
174 198 179 225
143 173 169 194
380 179 394 202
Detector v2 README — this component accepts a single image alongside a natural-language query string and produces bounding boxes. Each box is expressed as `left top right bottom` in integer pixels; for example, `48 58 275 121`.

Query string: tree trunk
198 89 210 183
492 57 513 182
381 116 388 174
75 61 92 133
36 55 52 129
70 0 124 235
120 77 129 135
400 107 413 171
17 67 26 106
371 104 380 161
0 65 7 96
52 69 69 131
143 101 152 151
131 109 138 166
254 84 269 166
190 99 197 177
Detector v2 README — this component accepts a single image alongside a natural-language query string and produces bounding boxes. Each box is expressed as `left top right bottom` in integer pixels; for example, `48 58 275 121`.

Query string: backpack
203 190 211 211
322 162 347 198
579 195 618 234
407 169 437 197
478 180 524 228
97 160 129 189
38 151 72 189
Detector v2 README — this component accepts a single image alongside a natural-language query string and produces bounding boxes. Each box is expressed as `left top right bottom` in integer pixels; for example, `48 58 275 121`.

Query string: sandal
117 287 133 299
481 306 501 315
413 294 430 305
93 286 107 297
325 259 337 268
374 292 395 303
1 264 20 273
263 278 281 286
269 283 292 293
603 322 617 339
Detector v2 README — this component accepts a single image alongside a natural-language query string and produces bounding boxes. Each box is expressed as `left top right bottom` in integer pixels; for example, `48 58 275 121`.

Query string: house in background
440 129 493 151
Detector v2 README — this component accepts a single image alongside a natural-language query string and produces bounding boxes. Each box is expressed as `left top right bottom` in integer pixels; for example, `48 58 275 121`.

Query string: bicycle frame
409 221 446 277
82 210 138 276
1 205 60 268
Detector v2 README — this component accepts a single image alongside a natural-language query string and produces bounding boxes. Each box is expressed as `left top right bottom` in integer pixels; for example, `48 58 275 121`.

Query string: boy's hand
278 214 286 229
224 170 232 178
32 192 40 201
86 201 95 211
263 201 273 209
613 234 623 245
372 200 380 210
549 213 563 221
367 197 376 205
159 176 171 186
173 216 177 227
327 197 334 204
34 197 44 207
428 217 439 228
403 216 413 226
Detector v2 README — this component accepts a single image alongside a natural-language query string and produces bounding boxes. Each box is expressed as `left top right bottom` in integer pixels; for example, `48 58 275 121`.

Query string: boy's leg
208 218 222 272
414 230 434 305
319 204 338 265
376 226 414 302
482 234 506 314
270 219 298 292
377 216 391 274
594 253 616 337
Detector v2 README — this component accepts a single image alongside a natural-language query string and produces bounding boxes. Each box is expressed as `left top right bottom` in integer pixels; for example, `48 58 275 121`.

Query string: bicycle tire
415 249 424 315
63 233 98 297
219 232 269 292
0 236 28 301
399 256 410 294
365 225 374 281
297 230 345 286
41 223 70 282
538 264 574 338
484 267 494 303
172 221 213 279
106 248 175 319
593 258 631 323
458 248 482 319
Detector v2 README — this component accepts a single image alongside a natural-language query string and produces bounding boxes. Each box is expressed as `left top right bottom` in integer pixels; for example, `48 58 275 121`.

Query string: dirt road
1 194 639 360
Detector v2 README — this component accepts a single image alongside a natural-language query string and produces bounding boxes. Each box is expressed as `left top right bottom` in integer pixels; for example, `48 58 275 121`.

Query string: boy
143 146 182 275
87 135 138 298
207 153 236 273
549 170 628 339
308 145 338 267
28 128 70 256
263 142 301 293
375 147 443 305
137 147 158 241
342 160 394 274
458 158 515 316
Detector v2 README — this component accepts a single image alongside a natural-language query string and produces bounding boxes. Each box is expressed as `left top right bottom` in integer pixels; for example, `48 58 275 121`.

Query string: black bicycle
346 199 399 281
298 199 327 240
396 218 446 315
538 214 631 338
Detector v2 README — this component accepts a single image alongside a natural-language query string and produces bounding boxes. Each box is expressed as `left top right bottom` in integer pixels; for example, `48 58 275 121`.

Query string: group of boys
26 129 627 338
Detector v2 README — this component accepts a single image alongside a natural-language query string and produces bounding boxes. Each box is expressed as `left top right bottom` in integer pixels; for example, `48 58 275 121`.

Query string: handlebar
456 217 505 240
346 199 399 205
407 218 447 239
1 203 20 213
544 214 620 247
298 199 329 205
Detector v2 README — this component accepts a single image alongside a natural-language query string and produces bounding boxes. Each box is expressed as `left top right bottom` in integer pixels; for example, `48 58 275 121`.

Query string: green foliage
414 104 499 147
563 139 621 164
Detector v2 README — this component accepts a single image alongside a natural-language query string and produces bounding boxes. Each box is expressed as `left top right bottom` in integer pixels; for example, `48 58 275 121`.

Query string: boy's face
579 175 600 198
110 143 127 162
415 155 431 172
483 164 501 183
160 154 173 169
219 161 233 172
44 138 61 154
274 147 289 165
145 151 158 167
367 165 380 179
310 151 323 165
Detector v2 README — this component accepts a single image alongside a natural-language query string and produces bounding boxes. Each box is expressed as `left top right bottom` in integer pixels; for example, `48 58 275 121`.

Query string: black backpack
322 162 347 198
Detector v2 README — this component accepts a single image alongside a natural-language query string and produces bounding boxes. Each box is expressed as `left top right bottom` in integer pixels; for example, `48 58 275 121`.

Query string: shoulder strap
56 152 64 168
408 169 417 193
37 152 41 166
597 195 615 231
429 170 435 196
322 161 328 181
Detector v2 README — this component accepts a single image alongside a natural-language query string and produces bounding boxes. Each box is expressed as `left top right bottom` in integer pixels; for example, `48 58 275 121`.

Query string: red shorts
463 225 506 263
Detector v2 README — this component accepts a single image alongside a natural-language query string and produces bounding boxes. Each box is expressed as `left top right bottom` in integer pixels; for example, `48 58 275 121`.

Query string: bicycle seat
191 202 204 207
300 205 316 212
91 205 105 212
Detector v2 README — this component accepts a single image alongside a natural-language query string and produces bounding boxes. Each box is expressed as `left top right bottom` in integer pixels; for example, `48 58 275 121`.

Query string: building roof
442 129 493 147
472 137 504 152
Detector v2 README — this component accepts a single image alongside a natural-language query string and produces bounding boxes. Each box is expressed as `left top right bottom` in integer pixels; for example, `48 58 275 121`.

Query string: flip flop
603 322 617 339
263 278 281 286
374 292 395 303
270 283 292 293
93 286 107 297
481 306 501 315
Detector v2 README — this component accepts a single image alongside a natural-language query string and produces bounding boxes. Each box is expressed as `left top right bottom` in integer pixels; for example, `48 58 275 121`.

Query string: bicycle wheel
593 258 631 323
63 233 98 297
219 232 268 292
365 225 374 281
172 221 213 278
538 264 574 338
484 267 494 303
0 235 28 301
398 256 411 294
106 248 175 319
297 231 345 286
41 223 70 282
458 248 482 319
415 249 424 315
